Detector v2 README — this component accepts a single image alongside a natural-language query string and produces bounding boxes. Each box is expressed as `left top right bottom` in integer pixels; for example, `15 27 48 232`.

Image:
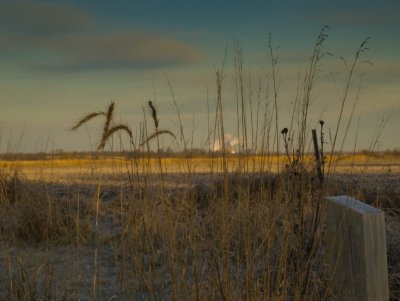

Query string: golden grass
1 154 398 300
1 153 398 182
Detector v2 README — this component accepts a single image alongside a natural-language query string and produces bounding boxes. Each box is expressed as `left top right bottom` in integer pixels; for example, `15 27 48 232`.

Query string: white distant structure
212 134 239 154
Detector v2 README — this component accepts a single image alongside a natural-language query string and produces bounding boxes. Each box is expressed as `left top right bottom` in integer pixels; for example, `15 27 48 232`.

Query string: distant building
212 134 239 154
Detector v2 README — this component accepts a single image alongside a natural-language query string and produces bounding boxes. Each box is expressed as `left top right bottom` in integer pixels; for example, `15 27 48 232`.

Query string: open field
2 152 400 182
1 14 399 299
0 154 399 300
1 26 398 300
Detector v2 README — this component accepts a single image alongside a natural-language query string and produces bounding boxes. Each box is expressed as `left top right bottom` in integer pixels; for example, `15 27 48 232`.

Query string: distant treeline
0 149 209 161
0 148 399 161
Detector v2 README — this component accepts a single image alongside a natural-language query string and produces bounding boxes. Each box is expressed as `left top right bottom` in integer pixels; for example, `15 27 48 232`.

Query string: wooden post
324 195 389 301
311 129 323 183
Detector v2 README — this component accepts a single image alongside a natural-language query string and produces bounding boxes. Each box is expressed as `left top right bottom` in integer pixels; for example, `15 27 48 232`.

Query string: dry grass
1 28 399 300
0 155 399 300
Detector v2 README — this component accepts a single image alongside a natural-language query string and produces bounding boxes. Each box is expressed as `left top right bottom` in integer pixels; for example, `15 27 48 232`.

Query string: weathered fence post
311 129 323 184
324 195 389 301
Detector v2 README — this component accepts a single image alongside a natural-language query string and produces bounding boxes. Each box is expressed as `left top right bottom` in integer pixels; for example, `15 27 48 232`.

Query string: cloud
324 11 398 26
315 2 400 26
38 32 204 71
0 0 93 36
0 1 204 71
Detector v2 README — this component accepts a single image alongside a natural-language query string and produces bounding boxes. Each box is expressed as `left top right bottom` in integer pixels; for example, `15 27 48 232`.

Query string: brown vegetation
1 28 398 300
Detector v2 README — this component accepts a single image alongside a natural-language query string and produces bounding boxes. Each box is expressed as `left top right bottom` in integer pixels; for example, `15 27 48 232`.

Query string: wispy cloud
323 10 400 26
315 2 400 26
0 0 204 71
0 0 93 36
37 32 204 71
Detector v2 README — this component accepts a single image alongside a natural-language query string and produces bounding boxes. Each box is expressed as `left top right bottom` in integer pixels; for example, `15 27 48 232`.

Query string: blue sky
0 0 399 153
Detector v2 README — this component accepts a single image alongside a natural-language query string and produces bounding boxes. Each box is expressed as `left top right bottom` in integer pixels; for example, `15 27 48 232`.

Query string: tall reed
0 28 394 301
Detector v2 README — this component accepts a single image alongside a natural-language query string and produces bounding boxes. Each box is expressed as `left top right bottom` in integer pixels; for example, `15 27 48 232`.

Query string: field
0 154 399 300
1 27 398 300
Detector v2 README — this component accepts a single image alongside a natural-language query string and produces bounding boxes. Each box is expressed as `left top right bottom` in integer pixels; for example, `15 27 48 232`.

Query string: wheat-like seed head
98 124 133 150
71 112 106 131
103 101 115 136
140 129 176 147
148 100 159 129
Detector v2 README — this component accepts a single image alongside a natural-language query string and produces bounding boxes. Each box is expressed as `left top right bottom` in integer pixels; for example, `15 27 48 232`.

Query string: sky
0 0 399 153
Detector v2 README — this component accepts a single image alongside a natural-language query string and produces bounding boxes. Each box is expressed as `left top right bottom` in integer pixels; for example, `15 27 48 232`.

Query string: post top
326 195 382 215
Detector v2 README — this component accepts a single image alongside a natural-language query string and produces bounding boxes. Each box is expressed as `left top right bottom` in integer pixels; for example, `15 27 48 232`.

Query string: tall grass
0 28 397 300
